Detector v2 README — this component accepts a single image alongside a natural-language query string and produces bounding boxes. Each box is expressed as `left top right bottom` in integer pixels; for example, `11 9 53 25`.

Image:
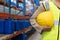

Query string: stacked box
4 20 15 34
15 20 25 31
24 20 31 28
0 20 4 34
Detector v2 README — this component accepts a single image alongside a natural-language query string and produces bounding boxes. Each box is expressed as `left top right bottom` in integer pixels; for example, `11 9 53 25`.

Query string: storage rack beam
0 26 32 40
0 12 30 19
19 0 23 2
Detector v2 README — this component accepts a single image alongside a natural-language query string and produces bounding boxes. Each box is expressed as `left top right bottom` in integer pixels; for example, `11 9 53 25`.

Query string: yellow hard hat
36 11 54 27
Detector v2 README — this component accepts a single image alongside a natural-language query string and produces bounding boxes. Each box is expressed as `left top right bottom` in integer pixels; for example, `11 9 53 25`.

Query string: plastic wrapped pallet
11 8 16 14
0 5 11 14
15 10 20 15
17 11 24 16
5 6 20 15
4 6 9 13
26 10 32 16
0 4 24 15
4 6 16 14
0 5 4 12
25 0 33 16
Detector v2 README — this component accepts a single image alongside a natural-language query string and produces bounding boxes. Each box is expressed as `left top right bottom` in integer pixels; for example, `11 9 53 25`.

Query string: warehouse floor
28 31 42 40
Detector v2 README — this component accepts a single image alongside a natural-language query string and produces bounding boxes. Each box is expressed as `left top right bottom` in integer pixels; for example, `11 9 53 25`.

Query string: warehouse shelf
0 0 27 19
0 0 33 40
0 26 32 40
0 4 29 19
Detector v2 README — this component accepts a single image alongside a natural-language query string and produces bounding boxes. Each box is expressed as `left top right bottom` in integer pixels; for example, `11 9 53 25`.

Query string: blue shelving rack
0 0 36 40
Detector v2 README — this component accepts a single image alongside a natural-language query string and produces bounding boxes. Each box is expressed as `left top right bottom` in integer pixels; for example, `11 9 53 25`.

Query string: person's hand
33 25 52 34
42 26 52 31
40 26 52 34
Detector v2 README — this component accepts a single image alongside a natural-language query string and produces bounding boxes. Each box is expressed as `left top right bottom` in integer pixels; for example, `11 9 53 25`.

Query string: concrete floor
28 31 42 40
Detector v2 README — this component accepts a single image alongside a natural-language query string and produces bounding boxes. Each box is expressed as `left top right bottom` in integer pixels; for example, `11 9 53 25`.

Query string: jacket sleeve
30 2 45 33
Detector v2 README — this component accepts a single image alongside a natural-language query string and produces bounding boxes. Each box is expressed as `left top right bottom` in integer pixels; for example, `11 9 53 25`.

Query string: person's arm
30 2 51 33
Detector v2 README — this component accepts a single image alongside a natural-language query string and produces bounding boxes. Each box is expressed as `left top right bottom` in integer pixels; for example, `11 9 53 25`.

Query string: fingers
42 26 52 31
